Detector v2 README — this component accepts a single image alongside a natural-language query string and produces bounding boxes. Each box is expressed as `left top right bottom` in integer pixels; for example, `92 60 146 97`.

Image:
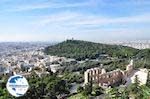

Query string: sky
0 0 150 42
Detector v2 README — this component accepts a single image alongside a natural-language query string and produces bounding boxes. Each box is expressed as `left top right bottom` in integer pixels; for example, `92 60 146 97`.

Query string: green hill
136 49 150 59
44 40 139 60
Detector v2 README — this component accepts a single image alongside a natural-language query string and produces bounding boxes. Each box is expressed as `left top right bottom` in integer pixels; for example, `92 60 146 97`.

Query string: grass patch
68 93 88 99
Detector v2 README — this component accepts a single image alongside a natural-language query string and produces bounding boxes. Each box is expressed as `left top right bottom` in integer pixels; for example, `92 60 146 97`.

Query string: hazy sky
0 0 150 42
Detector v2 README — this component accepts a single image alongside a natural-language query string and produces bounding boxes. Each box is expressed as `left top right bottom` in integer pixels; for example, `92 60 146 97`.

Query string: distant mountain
44 40 139 60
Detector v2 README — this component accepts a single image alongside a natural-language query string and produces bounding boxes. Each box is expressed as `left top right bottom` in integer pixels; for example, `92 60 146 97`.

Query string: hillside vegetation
45 40 139 60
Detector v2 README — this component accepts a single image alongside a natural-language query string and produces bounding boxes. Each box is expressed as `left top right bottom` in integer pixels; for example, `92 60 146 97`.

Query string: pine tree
134 75 140 88
82 77 92 96
129 75 143 98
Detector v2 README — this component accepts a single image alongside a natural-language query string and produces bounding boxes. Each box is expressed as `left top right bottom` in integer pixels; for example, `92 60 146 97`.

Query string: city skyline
0 0 150 42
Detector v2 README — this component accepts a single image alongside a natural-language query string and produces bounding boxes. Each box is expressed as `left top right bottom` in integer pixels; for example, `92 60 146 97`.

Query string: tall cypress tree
146 70 150 87
129 75 143 98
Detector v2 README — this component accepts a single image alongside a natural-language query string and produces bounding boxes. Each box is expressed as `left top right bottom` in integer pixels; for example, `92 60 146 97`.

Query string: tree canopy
45 40 139 60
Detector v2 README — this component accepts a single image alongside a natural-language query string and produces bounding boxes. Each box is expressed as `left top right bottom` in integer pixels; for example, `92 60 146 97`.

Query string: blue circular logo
6 75 29 97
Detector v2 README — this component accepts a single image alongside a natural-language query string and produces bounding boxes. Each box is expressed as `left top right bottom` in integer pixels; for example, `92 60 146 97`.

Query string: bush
77 86 84 93
93 86 104 96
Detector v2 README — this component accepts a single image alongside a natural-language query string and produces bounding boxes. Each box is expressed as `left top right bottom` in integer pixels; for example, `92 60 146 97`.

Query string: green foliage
127 75 143 99
45 40 138 60
62 72 84 83
118 87 129 99
45 40 150 71
146 71 150 87
77 86 84 93
141 85 150 99
0 73 70 99
106 84 150 99
93 85 104 96
106 86 130 99
68 93 88 99
106 76 150 99
136 49 150 59
82 82 92 96
107 87 122 99
0 88 10 99
0 76 15 99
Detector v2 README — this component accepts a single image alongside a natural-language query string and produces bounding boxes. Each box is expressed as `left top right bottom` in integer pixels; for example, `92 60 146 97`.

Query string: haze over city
0 0 150 42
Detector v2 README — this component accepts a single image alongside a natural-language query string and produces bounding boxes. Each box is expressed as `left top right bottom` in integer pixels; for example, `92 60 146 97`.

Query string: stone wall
84 68 123 87
84 60 134 87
